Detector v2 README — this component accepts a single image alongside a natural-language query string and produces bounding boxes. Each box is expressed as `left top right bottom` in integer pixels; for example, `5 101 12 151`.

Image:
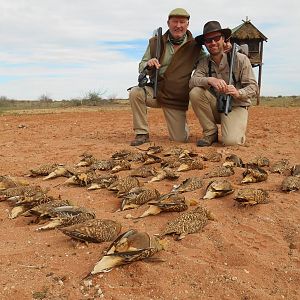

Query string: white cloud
0 0 299 99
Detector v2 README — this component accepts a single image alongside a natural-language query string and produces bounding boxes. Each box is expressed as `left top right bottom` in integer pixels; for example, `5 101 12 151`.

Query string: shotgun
137 27 162 93
153 27 162 99
217 43 241 115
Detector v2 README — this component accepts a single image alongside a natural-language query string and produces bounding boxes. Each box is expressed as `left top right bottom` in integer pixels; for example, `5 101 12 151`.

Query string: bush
81 89 107 106
39 94 53 102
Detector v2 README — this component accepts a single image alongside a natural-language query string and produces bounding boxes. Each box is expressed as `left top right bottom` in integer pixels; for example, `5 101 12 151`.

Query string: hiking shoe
196 133 218 147
130 134 150 146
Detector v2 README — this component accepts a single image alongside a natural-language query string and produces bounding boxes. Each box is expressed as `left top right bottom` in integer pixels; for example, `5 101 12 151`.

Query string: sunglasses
204 35 223 44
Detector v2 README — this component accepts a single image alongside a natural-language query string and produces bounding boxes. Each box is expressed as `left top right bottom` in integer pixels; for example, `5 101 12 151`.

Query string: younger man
189 21 258 146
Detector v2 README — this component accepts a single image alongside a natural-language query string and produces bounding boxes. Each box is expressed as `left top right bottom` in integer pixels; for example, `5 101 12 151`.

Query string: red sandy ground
0 104 299 300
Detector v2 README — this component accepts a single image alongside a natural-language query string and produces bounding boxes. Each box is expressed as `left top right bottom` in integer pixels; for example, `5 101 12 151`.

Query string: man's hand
208 77 228 93
147 58 161 69
208 78 241 99
224 41 232 53
226 85 240 99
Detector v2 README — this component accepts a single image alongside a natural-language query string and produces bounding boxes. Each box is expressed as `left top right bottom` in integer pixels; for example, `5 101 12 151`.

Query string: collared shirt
139 34 189 75
189 52 258 106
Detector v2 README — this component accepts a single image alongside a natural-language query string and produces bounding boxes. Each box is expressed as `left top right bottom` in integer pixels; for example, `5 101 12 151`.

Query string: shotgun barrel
153 27 162 99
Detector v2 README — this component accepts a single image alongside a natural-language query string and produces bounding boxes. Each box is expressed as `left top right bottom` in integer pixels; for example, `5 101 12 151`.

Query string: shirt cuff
238 89 246 99
203 77 211 88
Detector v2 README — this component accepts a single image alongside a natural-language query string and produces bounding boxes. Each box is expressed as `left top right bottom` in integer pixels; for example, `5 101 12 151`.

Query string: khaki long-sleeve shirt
189 52 258 106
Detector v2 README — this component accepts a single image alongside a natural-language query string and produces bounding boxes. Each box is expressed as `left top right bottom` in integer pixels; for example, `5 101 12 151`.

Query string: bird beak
64 176 76 185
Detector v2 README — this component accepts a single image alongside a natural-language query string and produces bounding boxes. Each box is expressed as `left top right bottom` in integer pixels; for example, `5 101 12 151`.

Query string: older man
189 21 258 147
129 8 205 146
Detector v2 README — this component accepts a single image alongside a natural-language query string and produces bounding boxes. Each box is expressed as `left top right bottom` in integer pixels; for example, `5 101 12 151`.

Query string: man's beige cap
168 8 190 19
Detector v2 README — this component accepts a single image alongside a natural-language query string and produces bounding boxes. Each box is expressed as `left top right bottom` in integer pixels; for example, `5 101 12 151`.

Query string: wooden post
257 65 262 105
257 41 264 105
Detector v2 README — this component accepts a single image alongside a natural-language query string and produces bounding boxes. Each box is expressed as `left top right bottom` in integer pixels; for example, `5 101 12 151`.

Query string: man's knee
189 87 213 105
167 125 189 143
190 87 204 102
172 135 189 143
129 87 145 102
222 134 245 146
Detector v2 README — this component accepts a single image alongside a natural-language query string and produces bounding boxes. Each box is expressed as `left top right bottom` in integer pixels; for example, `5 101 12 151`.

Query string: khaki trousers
189 87 248 145
129 86 189 142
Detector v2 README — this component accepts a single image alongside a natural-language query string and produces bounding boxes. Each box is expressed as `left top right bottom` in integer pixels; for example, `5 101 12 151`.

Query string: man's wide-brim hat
195 21 231 44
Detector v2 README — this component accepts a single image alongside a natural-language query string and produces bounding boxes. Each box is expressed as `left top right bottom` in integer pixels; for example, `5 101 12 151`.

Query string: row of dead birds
0 175 214 275
1 146 299 275
25 146 300 204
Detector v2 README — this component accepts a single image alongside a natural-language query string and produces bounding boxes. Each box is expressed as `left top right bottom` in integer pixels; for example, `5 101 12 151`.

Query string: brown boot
196 133 218 147
130 134 150 146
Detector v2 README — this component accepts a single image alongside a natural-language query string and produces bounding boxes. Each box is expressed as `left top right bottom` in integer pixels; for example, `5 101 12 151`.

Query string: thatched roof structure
231 18 268 104
231 19 268 41
230 18 268 65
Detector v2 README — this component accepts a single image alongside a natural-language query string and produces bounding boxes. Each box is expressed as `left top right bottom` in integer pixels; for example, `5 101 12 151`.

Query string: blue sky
0 0 299 100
